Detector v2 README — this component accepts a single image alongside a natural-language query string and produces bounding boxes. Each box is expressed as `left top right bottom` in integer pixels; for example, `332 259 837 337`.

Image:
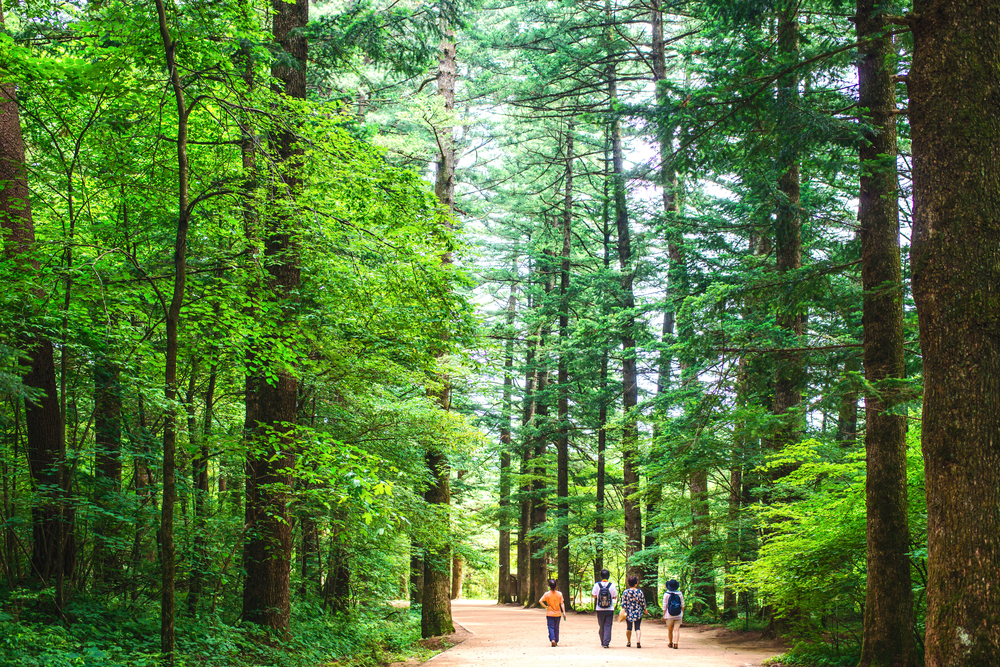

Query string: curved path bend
429 600 782 667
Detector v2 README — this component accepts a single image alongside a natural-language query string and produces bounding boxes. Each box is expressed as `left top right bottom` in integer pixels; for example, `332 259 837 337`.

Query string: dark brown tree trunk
910 2 1000 665
242 0 306 634
422 450 454 636
450 556 463 600
93 357 122 589
421 26 457 638
556 122 573 610
409 542 424 605
529 327 551 607
152 0 192 656
689 470 718 615
1 10 69 598
517 331 536 603
835 355 860 446
498 286 516 604
856 2 918 665
772 1 805 456
594 178 611 582
609 59 641 581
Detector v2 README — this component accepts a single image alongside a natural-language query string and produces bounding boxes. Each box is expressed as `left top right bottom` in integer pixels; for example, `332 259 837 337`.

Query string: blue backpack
667 591 682 616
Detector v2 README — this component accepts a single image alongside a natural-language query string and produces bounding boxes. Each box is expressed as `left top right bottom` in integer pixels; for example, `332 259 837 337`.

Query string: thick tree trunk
856 2 917 665
422 450 454 636
556 123 573 610
909 2 1000 665
242 0 306 633
772 1 805 456
421 27 457 638
1 14 70 598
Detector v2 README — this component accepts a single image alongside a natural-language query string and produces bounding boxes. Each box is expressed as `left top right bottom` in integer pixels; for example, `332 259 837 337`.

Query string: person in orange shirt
540 578 567 646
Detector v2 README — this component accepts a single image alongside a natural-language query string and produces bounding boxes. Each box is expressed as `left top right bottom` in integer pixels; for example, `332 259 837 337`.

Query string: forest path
427 599 783 667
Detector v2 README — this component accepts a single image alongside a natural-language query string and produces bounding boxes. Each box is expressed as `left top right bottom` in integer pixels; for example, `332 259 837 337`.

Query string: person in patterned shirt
620 576 648 648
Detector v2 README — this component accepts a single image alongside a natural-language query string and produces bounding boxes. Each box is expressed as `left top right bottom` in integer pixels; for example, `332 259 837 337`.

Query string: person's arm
560 598 567 619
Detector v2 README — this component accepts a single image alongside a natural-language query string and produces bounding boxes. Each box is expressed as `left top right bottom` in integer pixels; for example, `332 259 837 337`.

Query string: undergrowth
0 594 432 667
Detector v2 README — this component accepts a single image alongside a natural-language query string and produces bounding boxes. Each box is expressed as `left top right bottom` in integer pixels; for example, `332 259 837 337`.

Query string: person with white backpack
591 569 617 648
661 578 685 649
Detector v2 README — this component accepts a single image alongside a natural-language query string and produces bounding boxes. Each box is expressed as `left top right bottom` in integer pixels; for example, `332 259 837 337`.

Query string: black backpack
597 582 613 608
667 591 682 616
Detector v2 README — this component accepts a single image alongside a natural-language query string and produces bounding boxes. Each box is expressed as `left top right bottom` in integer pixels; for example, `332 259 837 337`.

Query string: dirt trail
422 600 783 667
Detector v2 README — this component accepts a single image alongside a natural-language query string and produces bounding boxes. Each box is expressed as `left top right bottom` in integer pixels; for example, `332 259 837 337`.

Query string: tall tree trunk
242 0 306 633
772 0 805 457
856 2 917 665
498 285 516 604
152 0 191 656
93 357 122 590
1 7 69 600
910 2 1000 665
517 325 537 603
594 168 611 582
422 27 457 638
609 55 641 581
556 122 573 610
689 470 718 615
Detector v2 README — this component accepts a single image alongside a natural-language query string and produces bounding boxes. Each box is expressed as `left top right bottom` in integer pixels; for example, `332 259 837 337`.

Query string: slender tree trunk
517 329 537 603
1 8 68 599
594 172 611 582
556 122 573 610
242 0 306 633
609 56 641 581
856 2 917 665
910 2 1000 665
689 470 718 615
498 285 516 604
93 357 122 590
836 356 860 446
152 0 192 655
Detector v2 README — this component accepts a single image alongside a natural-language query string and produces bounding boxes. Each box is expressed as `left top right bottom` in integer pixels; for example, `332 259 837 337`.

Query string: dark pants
596 610 614 646
547 616 561 642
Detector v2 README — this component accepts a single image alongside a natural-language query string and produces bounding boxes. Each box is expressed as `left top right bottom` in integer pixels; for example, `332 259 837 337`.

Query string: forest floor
394 599 786 667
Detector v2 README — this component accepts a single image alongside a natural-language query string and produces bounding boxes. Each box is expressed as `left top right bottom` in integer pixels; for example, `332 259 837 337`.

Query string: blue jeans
547 615 561 642
596 610 614 646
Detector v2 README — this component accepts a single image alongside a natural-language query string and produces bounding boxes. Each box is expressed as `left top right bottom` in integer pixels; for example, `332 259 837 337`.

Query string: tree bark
1 8 70 598
610 60 641 581
242 0 306 633
909 2 1000 665
556 122 573 610
152 0 191 655
422 26 457 638
498 285 516 604
689 470 718 615
856 2 917 665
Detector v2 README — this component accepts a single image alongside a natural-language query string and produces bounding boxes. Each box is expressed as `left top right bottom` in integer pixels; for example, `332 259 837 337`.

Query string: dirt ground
398 599 785 667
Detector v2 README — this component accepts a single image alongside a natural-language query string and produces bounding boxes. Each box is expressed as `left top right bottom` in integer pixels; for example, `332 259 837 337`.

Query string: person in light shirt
661 578 685 649
591 568 617 648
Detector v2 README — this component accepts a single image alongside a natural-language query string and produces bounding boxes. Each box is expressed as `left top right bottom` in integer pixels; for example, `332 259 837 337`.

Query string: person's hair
548 578 558 591
600 569 610 579
628 576 638 587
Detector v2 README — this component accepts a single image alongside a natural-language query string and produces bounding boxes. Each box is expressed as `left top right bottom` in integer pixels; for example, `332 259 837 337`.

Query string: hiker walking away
540 578 567 647
592 568 617 648
662 578 684 649
620 575 647 648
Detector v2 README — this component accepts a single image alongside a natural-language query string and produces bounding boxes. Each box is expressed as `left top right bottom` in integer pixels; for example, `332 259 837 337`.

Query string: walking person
662 578 684 649
592 568 617 648
620 576 647 648
540 578 567 647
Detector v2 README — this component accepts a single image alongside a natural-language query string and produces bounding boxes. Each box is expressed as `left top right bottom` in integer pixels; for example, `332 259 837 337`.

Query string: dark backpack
597 582 613 609
667 591 682 616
